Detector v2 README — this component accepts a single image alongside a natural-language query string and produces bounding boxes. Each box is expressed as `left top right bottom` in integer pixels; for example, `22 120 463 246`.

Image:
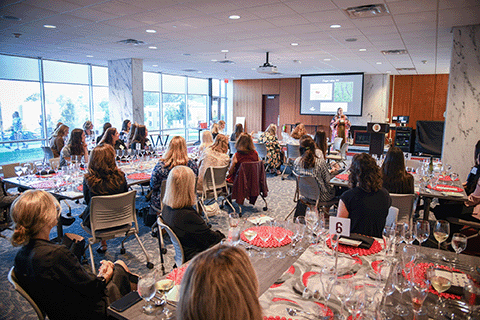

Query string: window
187 94 207 141
163 74 186 94
92 87 109 129
144 92 160 131
163 93 186 138
43 60 89 84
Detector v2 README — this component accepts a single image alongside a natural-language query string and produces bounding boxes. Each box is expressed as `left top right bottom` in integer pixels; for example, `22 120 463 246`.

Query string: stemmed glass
382 225 396 257
138 273 156 314
228 212 241 246
14 165 23 182
395 222 407 246
258 222 272 258
293 217 306 255
273 221 287 258
464 279 480 319
451 233 467 262
427 262 452 317
392 262 410 316
409 273 430 319
305 206 319 243
404 223 416 245
332 277 354 318
378 262 395 320
401 245 417 267
434 220 450 251
415 220 430 246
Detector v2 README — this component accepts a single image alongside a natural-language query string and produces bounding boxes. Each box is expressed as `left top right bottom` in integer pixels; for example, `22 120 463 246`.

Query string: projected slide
300 73 364 116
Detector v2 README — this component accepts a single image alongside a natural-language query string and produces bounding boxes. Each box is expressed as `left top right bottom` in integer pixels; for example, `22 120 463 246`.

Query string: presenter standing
330 107 351 145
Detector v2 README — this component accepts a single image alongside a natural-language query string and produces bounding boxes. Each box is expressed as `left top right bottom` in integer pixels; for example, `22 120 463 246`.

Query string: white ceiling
1 0 479 79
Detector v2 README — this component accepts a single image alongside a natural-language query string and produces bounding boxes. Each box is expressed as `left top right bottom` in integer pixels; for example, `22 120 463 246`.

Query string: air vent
344 4 390 19
116 39 145 46
182 69 198 72
396 68 416 71
1 15 21 21
381 49 408 55
216 60 235 64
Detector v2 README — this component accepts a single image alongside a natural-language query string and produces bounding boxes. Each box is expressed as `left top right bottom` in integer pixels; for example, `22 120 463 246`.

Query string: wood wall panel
410 75 436 127
390 75 412 118
262 79 280 95
233 80 262 133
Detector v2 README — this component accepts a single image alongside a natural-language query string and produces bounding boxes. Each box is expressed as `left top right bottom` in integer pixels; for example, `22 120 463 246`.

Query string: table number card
434 269 469 287
329 216 350 237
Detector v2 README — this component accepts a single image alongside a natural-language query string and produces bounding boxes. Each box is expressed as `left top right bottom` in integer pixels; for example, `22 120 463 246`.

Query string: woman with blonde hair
198 130 213 157
11 190 135 320
177 244 262 320
83 120 95 143
50 124 69 157
150 136 198 212
162 166 224 262
81 144 128 253
227 133 259 182
258 123 283 175
218 120 226 133
197 134 230 191
60 128 89 167
210 123 220 140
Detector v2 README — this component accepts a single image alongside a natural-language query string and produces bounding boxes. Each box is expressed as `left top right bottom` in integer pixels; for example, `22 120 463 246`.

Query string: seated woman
293 136 336 218
227 133 259 182
218 120 226 134
81 144 128 253
338 153 391 238
83 121 95 144
162 166 224 262
99 127 126 151
130 124 151 150
126 122 138 149
230 123 243 141
258 124 283 175
150 136 198 212
119 119 131 145
11 190 136 320
60 128 89 167
314 131 328 160
50 124 69 158
96 122 112 145
197 134 230 192
198 130 213 158
381 146 414 194
177 244 262 320
210 123 220 140
290 123 307 143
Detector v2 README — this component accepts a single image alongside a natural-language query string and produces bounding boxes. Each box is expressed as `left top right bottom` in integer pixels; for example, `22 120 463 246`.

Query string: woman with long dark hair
60 128 88 167
131 125 151 150
227 133 259 181
126 122 138 149
81 144 128 253
338 153 391 237
381 146 414 194
99 127 126 150
314 131 328 159
96 122 112 144
230 123 243 141
119 119 131 144
50 124 69 158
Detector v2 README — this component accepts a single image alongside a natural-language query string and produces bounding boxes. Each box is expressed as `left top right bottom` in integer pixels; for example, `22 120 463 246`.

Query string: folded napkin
439 175 459 182
340 233 374 249
335 173 349 181
427 184 464 193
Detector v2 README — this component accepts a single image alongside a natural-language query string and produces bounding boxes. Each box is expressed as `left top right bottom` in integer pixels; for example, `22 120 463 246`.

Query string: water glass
434 220 450 251
451 233 467 262
138 274 156 314
415 220 430 246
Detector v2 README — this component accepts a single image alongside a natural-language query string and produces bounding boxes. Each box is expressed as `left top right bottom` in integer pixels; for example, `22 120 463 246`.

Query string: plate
156 279 174 291
35 173 57 178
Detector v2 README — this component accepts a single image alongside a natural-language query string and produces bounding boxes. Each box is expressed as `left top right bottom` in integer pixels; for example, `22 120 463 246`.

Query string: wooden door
262 95 280 134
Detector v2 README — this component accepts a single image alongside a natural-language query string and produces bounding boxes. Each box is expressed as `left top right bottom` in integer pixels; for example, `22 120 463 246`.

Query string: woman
131 124 151 150
210 123 220 140
338 153 391 238
197 134 230 192
290 123 307 144
96 122 112 145
11 190 135 320
126 122 138 149
230 123 243 141
99 127 126 150
198 130 213 158
293 136 336 218
381 146 414 194
60 128 89 167
83 121 95 143
177 244 262 320
162 166 224 262
314 131 328 160
227 133 259 182
81 144 128 253
50 124 69 158
119 119 131 144
150 136 198 212
218 120 226 133
258 124 282 175
330 107 351 144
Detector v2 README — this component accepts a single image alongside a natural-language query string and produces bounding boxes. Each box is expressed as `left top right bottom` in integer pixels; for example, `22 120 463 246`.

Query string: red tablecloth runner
77 185 83 192
127 173 151 180
241 226 293 248
326 236 382 256
335 173 349 181
427 184 463 193
35 173 57 178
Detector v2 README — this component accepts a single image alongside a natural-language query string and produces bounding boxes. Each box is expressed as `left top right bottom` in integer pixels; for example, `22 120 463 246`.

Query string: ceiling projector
257 65 278 74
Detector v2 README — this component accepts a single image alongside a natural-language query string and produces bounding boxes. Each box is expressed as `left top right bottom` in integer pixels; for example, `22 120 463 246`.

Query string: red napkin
166 264 189 285
77 185 83 192
335 173 349 181
326 236 382 256
427 184 463 193
439 176 459 182
127 173 151 180
241 226 293 248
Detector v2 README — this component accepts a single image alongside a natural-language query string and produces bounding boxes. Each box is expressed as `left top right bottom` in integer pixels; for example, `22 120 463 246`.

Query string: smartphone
110 291 142 312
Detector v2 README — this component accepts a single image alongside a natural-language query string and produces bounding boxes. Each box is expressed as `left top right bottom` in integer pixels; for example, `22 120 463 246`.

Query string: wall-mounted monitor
300 73 364 116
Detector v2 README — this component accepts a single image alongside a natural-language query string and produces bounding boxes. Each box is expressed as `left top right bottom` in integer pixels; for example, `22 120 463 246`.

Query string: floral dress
258 133 282 170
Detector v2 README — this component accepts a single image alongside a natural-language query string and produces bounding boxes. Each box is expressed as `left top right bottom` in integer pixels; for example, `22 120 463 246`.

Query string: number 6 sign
329 216 351 237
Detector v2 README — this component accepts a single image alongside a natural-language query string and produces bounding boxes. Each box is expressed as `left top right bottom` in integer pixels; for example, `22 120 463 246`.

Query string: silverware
286 307 316 319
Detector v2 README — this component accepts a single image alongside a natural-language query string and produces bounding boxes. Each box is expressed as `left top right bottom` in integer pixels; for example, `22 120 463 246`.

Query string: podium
367 122 390 157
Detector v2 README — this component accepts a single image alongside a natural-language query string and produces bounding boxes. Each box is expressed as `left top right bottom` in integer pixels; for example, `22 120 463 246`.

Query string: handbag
203 201 221 217
62 233 86 262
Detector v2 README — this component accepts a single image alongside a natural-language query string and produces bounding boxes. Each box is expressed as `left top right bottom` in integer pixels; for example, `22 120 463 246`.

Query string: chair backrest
157 218 184 267
286 144 300 161
254 142 268 160
41 146 54 161
229 141 237 155
333 137 343 151
49 157 60 170
295 173 320 203
339 142 349 158
8 267 45 320
385 206 399 227
202 165 229 200
89 190 137 241
2 162 20 179
390 193 416 224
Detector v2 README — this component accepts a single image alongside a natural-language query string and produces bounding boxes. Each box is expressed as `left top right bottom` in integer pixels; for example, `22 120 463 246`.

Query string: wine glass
258 222 272 258
427 262 452 317
273 221 287 258
451 233 467 262
392 262 410 316
434 220 450 250
332 277 354 317
464 279 480 319
293 217 306 255
404 223 416 245
138 273 156 314
382 225 396 256
410 275 430 319
395 222 407 246
14 165 23 182
415 220 430 246
305 206 319 243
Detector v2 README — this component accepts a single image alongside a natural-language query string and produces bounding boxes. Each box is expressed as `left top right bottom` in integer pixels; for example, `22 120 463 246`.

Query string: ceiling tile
387 0 439 15
25 0 83 13
265 14 311 27
69 7 120 22
244 3 298 18
284 0 337 13
438 7 480 28
89 0 146 16
103 17 150 29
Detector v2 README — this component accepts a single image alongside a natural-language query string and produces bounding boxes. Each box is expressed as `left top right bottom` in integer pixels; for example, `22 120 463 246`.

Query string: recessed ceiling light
376 62 382 65
86 55 93 58
153 64 158 67
229 15 240 20
43 24 56 29
359 48 367 52
221 49 229 53
251 68 256 70
211 59 218 62
148 46 157 49
172 25 177 28
146 29 157 33
386 71 391 73
330 24 341 28
324 58 331 61
197 71 202 73
291 43 299 46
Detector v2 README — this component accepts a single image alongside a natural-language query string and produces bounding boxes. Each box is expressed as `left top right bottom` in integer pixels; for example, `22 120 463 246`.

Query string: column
108 58 144 129
443 25 480 180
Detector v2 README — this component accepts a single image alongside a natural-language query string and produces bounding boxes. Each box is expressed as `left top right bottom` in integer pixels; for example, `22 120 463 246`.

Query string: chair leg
154 222 166 275
224 197 236 213
284 206 296 221
62 199 72 216
281 165 288 180
261 195 268 211
134 233 154 269
87 243 95 273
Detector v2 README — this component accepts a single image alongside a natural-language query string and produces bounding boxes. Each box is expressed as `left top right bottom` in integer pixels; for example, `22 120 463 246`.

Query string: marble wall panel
350 74 390 127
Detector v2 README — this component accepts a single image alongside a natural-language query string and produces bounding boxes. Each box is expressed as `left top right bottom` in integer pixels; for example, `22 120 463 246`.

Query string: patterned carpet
0 172 299 320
